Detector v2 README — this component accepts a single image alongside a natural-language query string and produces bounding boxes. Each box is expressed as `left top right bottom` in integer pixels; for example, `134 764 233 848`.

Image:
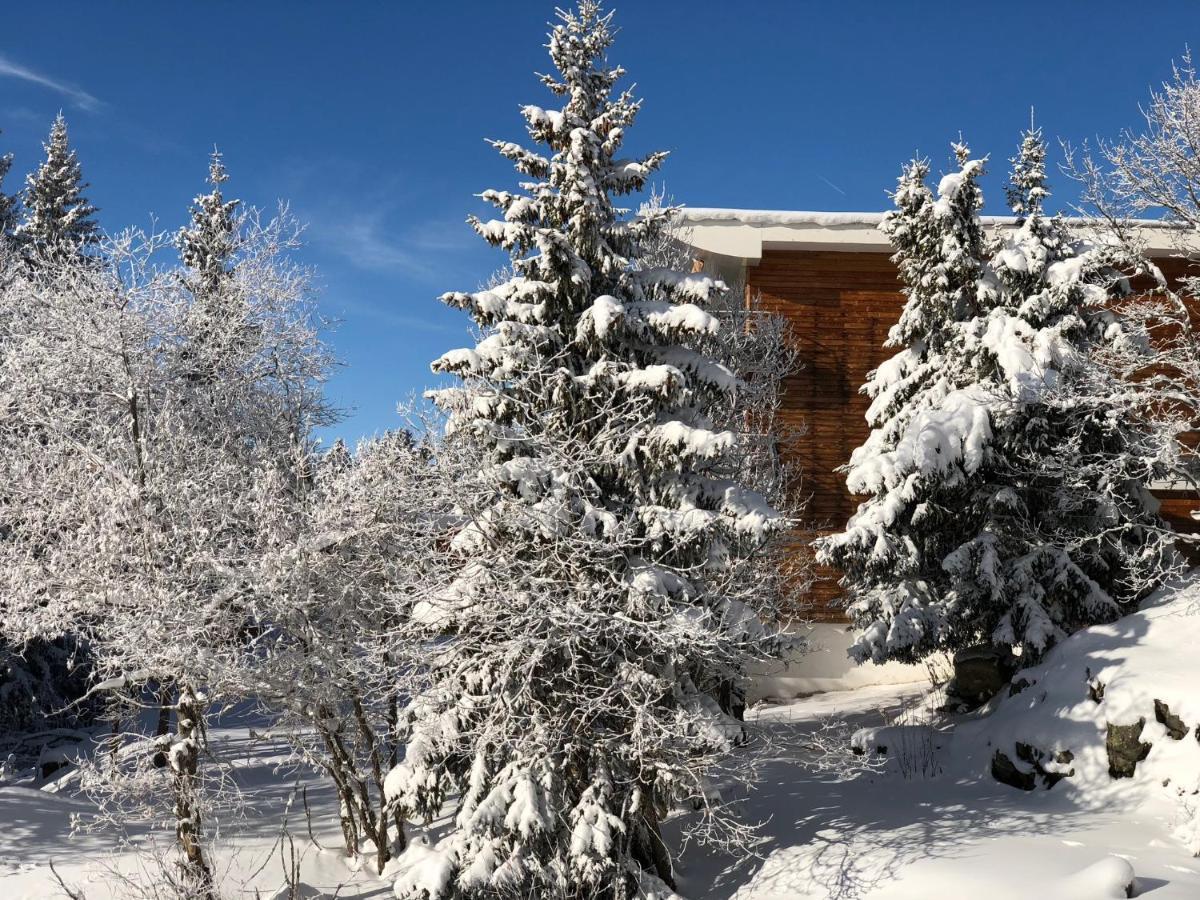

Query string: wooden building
681 209 1198 694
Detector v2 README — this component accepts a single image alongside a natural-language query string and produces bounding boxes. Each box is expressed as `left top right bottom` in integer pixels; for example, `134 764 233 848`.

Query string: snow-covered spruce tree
637 189 809 630
814 145 993 663
176 150 248 385
817 133 1176 666
0 131 18 239
964 129 1177 651
15 112 99 263
384 4 790 898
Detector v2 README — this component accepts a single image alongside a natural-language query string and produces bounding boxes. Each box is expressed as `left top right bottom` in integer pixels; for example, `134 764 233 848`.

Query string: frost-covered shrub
247 427 463 873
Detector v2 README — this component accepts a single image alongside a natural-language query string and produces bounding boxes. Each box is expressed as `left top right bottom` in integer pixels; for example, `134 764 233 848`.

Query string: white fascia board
681 220 768 261
680 221 891 262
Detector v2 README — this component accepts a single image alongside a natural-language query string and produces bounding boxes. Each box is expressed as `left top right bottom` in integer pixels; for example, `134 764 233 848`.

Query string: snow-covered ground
669 682 1200 899
0 722 393 899
4 681 1200 898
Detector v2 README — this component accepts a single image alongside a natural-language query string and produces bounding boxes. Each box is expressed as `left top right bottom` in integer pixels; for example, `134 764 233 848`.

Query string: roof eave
677 207 1194 261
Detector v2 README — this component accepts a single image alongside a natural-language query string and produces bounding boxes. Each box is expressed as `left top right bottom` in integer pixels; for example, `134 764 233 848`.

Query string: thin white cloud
311 209 476 283
0 54 103 112
323 214 436 278
818 174 847 197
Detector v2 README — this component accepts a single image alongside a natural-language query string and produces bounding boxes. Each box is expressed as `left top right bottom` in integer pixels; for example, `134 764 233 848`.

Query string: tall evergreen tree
16 113 99 261
0 131 17 239
818 133 1175 666
815 145 993 664
384 4 789 898
176 151 247 382
178 150 239 301
954 128 1174 654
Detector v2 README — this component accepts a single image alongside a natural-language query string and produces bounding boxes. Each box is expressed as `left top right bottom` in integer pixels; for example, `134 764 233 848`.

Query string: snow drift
953 573 1200 852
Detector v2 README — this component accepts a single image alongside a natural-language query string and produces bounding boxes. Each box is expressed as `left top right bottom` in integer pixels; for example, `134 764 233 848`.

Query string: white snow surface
665 678 1200 899
6 619 1200 898
947 573 1200 854
0 721 394 899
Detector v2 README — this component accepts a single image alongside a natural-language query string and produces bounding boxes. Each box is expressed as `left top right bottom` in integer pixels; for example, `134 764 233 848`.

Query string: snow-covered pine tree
384 4 789 898
637 189 808 637
952 128 1175 655
179 151 238 297
16 113 99 262
817 132 1176 666
814 144 994 664
0 131 17 239
178 154 238 311
175 151 249 384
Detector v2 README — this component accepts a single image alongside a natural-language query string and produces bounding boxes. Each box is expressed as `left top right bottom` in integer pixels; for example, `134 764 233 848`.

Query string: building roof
677 207 1190 264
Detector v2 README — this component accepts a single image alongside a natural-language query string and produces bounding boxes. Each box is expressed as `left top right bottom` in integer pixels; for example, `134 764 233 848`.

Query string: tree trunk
718 678 746 722
171 686 215 898
630 785 674 890
152 683 173 768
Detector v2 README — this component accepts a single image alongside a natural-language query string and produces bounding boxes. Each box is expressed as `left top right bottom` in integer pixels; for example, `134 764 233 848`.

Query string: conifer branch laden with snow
636 189 811 620
817 132 1178 666
383 4 795 898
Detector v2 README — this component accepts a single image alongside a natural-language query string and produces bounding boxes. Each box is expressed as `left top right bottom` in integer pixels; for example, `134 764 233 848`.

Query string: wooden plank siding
748 250 905 621
750 248 1200 622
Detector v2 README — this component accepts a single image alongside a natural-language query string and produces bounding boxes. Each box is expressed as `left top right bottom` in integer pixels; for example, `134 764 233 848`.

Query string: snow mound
953 573 1200 850
1052 856 1136 899
265 884 334 900
388 841 455 900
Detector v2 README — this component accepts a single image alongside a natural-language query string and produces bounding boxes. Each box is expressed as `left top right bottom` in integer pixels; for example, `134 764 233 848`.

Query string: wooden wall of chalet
749 249 1200 623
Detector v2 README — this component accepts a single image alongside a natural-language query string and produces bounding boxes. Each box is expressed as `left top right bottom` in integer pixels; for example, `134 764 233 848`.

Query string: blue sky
1 1 1195 443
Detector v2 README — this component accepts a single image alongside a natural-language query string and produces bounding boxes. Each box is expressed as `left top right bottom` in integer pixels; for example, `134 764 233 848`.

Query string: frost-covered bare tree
1064 51 1200 488
0 126 97 739
0 176 334 894
382 5 796 899
1068 51 1200 241
246 425 462 873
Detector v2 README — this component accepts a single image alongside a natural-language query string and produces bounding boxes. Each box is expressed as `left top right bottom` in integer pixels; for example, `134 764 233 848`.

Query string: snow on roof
679 208 889 227
676 207 1188 262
